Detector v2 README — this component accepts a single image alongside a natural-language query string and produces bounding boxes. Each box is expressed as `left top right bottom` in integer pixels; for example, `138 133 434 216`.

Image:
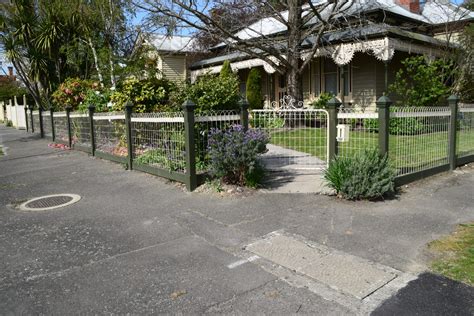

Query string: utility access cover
246 233 398 299
19 194 81 211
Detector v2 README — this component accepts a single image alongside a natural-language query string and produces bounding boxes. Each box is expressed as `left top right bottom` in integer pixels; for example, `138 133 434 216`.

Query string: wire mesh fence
250 109 328 170
389 107 451 176
336 108 378 159
41 111 52 138
32 111 40 133
52 112 68 143
458 104 474 158
131 112 187 173
195 110 241 172
70 113 91 147
93 112 126 156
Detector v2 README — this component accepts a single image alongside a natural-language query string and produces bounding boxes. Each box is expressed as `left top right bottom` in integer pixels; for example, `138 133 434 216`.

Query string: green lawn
428 223 474 286
269 128 474 171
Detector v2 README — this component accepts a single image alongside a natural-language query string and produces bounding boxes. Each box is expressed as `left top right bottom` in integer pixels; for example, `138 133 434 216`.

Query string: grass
428 223 474 286
269 128 474 171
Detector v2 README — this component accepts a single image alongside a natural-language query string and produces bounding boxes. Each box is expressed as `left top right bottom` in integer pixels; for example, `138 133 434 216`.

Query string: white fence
1 96 27 129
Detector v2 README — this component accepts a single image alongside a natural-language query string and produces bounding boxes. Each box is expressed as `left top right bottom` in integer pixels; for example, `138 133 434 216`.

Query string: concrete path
1 125 474 314
260 144 329 194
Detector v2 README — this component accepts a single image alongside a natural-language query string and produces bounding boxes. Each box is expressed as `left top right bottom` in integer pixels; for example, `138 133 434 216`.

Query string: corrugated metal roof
215 0 473 47
192 23 452 68
147 34 197 53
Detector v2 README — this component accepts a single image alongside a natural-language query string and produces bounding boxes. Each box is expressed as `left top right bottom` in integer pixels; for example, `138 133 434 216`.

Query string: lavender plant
208 125 269 186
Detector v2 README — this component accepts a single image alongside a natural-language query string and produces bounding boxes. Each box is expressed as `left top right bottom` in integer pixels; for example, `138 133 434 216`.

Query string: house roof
147 34 197 53
215 0 474 48
191 23 451 69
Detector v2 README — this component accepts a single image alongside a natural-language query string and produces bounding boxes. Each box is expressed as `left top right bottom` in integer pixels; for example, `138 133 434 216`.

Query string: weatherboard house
190 0 474 109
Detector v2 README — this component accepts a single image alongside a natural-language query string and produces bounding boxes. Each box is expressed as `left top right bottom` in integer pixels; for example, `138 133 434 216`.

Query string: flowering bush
208 125 269 186
51 78 99 111
78 89 113 113
110 77 176 113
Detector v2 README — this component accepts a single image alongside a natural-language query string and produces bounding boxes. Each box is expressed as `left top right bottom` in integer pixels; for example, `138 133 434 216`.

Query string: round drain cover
19 194 81 211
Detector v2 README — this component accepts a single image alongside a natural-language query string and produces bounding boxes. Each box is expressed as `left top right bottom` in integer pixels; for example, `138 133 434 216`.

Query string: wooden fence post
327 97 341 161
182 100 197 191
239 99 249 131
65 105 72 148
124 101 134 170
88 105 96 156
29 105 34 133
50 106 55 141
376 95 392 157
448 95 459 171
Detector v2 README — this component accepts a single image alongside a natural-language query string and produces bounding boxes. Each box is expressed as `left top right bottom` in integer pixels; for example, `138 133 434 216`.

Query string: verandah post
239 99 249 131
124 101 134 170
88 105 96 156
182 100 197 191
448 95 459 171
65 105 72 148
327 97 341 161
376 95 392 157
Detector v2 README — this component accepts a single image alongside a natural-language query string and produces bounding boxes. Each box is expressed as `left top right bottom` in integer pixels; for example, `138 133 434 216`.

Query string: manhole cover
19 194 81 211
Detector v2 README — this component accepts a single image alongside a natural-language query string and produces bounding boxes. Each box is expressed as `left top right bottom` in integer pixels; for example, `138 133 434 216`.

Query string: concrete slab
261 144 326 171
247 233 398 299
261 170 333 194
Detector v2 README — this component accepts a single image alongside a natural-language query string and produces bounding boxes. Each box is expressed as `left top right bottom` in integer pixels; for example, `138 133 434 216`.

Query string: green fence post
29 105 34 133
448 94 459 171
38 105 44 138
88 105 96 156
376 95 392 157
182 100 197 191
124 101 134 170
327 97 341 161
24 105 29 132
239 99 249 131
65 105 72 148
50 106 55 141
23 95 29 132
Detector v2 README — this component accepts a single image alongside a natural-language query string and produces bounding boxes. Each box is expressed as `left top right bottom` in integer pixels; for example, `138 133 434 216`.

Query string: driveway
1 125 473 314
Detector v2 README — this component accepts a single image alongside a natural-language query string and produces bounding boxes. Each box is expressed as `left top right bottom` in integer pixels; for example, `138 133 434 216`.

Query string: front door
276 74 286 106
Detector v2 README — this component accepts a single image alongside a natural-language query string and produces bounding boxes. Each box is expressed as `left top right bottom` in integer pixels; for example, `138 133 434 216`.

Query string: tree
0 79 27 101
220 60 233 78
136 0 356 103
246 68 262 109
389 56 453 107
0 0 137 109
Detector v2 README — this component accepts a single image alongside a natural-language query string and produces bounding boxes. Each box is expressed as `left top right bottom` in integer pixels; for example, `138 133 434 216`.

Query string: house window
340 64 351 96
323 58 338 95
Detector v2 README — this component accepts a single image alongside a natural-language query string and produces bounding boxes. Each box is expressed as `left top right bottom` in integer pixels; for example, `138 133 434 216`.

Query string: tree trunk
286 0 304 104
88 38 104 88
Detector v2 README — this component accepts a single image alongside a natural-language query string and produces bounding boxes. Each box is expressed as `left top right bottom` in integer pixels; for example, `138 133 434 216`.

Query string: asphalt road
1 125 473 314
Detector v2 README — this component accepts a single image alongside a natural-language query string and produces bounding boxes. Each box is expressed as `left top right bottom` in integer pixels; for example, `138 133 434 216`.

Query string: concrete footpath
1 125 473 314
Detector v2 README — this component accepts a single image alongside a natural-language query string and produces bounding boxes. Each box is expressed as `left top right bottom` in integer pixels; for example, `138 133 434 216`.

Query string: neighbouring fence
18 96 474 191
0 97 27 129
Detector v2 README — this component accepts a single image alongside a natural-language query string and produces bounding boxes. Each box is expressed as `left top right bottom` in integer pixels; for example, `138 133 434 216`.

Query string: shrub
220 60 233 78
110 77 177 113
310 92 333 109
185 73 240 113
324 148 396 200
208 125 269 186
51 78 98 111
251 114 285 128
389 56 453 107
246 68 263 109
364 115 425 135
78 89 113 113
